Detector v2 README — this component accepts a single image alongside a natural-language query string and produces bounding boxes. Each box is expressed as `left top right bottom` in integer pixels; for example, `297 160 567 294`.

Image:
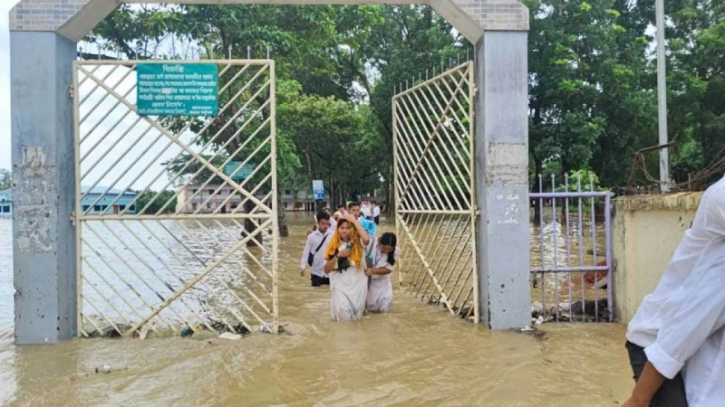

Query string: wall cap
614 192 704 212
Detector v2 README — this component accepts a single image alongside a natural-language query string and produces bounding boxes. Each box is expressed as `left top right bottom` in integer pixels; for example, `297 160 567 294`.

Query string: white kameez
329 240 368 321
365 238 398 313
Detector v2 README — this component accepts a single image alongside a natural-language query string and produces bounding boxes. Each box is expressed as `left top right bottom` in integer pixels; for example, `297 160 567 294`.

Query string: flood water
0 215 633 406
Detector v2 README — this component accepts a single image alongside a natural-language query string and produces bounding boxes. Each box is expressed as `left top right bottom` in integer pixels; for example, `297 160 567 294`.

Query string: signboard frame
137 63 219 116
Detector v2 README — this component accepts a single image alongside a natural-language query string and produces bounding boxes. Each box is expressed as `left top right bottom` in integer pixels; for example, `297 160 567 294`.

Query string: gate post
474 31 531 329
11 32 78 344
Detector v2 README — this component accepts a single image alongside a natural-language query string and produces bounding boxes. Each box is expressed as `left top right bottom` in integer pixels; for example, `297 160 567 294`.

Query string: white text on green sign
137 63 219 116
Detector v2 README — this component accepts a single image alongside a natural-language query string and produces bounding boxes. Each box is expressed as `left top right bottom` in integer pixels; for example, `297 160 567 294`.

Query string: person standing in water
324 214 371 321
329 209 339 230
372 201 381 225
348 201 376 238
300 211 333 287
364 232 398 313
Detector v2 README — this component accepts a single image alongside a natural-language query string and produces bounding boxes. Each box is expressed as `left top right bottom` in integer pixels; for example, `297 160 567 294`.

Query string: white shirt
329 216 337 231
627 175 725 406
300 229 332 278
373 206 381 217
362 205 372 218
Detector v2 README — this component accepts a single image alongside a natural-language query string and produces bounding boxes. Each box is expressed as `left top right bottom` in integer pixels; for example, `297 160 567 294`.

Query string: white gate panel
393 62 478 322
73 60 278 337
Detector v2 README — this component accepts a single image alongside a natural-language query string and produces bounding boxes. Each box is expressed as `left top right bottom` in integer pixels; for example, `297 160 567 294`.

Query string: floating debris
218 332 243 341
180 326 194 338
234 323 251 336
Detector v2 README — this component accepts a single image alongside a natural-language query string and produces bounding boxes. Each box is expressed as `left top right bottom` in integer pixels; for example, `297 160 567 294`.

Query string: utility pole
656 0 670 192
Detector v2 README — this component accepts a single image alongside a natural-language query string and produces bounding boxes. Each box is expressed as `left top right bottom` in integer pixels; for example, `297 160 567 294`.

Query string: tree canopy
85 1 725 201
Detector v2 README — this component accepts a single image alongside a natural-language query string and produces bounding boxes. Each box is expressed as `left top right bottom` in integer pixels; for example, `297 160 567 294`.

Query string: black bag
307 234 329 267
336 252 350 272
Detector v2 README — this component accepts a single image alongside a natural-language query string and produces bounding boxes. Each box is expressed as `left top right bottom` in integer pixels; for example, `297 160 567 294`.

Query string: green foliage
526 0 658 189
555 169 609 192
0 169 11 191
135 190 176 214
89 0 725 197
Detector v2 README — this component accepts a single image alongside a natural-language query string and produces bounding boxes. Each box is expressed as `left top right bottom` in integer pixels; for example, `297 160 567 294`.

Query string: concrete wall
612 192 702 323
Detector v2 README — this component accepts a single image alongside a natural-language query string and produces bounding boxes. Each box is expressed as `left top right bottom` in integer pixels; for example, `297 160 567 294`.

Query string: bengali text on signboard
137 63 219 116
224 162 255 181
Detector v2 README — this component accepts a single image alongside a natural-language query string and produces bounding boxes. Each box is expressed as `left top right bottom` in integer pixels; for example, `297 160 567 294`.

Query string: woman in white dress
323 214 371 322
364 232 398 313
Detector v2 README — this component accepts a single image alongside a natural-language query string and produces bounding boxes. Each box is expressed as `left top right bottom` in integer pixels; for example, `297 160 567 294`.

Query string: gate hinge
68 85 74 99
70 211 77 225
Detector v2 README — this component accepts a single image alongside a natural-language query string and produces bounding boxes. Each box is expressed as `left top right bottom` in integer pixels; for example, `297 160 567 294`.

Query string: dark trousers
625 341 688 407
311 274 330 287
374 216 380 225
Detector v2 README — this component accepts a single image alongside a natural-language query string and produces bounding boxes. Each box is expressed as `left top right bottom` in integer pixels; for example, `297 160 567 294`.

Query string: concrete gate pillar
10 31 78 343
433 0 532 329
474 32 531 329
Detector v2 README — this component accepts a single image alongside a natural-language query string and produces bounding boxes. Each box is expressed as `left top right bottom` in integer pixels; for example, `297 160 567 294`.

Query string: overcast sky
0 1 200 191
0 2 18 172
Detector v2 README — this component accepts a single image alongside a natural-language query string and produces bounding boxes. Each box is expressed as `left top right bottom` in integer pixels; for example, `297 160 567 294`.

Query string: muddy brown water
0 215 633 406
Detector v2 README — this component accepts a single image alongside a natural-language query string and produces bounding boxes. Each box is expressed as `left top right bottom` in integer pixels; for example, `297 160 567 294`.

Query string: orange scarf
325 225 364 268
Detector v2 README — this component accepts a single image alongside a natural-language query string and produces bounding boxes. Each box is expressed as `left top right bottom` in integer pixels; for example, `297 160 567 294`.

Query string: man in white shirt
623 175 725 407
362 201 372 220
372 201 381 225
300 211 333 287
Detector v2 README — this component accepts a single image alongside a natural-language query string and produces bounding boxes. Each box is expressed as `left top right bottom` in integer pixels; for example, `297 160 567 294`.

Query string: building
0 189 11 217
176 184 244 214
0 186 136 216
281 188 329 212
81 186 137 214
175 184 331 213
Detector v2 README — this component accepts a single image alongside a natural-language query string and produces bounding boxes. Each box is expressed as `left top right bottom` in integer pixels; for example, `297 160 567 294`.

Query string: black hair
348 201 361 209
379 232 397 266
316 211 330 222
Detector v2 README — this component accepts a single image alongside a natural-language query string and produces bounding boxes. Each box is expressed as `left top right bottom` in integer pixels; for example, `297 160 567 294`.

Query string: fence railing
529 174 613 323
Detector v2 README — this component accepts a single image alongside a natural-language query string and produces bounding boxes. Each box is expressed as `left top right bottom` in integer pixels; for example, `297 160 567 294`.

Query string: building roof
81 185 135 195
0 186 135 202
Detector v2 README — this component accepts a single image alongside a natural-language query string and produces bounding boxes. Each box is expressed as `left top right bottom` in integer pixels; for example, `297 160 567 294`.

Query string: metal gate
529 174 613 322
73 60 278 337
392 62 478 322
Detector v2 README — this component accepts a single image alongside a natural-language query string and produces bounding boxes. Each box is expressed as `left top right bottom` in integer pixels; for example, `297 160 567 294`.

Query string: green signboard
224 162 255 181
137 63 219 116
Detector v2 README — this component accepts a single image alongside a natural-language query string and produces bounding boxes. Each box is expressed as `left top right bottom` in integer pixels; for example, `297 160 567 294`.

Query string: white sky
0 1 206 191
0 1 17 172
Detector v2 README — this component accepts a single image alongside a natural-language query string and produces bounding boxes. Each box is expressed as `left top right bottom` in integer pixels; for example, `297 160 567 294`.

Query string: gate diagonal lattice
393 62 478 322
73 60 279 338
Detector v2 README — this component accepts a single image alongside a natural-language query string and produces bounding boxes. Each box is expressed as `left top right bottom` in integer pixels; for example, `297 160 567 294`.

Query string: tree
135 190 176 214
0 169 10 191
279 92 386 206
525 0 657 190
665 0 725 187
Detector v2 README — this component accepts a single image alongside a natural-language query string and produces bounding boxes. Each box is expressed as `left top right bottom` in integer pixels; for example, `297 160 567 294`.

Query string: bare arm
300 236 312 272
343 215 370 245
622 363 666 407
366 266 392 276
324 254 337 274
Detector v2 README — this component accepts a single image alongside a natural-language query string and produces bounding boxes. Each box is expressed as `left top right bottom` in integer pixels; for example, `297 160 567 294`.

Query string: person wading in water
323 214 370 321
300 211 332 287
364 232 398 313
